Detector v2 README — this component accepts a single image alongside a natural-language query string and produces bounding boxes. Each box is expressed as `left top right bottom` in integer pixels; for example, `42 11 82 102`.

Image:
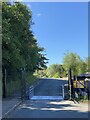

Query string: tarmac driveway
6 100 88 118
5 78 88 118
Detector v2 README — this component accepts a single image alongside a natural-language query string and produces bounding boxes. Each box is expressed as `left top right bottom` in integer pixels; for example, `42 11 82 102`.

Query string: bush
53 72 60 78
25 72 38 86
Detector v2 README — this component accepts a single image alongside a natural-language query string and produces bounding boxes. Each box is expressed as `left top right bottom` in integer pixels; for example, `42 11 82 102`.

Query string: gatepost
68 68 74 100
68 68 71 100
20 67 26 102
2 67 7 98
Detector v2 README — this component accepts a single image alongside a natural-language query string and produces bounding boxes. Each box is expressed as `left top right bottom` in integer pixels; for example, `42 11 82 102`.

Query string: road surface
4 78 88 118
34 78 67 96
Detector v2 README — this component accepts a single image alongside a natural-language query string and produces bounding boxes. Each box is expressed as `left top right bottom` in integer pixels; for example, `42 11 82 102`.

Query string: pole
68 68 72 100
71 76 74 99
20 68 26 102
2 68 7 98
62 85 64 99
73 75 76 99
87 81 90 100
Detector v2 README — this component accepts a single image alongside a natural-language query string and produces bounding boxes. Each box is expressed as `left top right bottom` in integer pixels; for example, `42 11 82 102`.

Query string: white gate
29 85 65 100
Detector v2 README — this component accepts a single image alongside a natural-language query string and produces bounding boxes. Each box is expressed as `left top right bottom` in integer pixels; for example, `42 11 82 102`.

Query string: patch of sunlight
40 107 63 111
21 106 37 110
49 101 72 105
49 101 88 112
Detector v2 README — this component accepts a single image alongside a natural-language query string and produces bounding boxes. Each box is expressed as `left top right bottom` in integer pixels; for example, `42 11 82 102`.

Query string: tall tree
2 2 48 76
63 52 87 76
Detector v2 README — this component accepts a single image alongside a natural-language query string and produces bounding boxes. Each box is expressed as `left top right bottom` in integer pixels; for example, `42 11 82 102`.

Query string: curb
2 100 22 118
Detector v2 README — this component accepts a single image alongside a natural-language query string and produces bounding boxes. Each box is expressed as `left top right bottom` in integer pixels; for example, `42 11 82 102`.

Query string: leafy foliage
2 2 48 73
46 64 65 78
46 52 88 78
63 52 87 76
53 72 60 78
86 56 90 72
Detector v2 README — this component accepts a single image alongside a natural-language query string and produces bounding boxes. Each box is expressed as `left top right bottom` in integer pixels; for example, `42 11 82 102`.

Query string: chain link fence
2 68 21 98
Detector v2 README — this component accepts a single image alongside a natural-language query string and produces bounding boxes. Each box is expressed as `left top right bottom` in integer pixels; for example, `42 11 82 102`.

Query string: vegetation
86 56 90 72
46 64 65 78
2 2 48 96
2 2 48 71
63 52 87 76
34 69 48 78
45 52 88 78
53 72 60 78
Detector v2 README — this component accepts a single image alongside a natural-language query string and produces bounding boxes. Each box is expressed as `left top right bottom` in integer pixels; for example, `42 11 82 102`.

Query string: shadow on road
7 100 88 118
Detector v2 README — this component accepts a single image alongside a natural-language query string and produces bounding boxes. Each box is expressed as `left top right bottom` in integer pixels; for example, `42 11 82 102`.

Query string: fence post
29 85 34 100
73 75 76 99
87 81 90 100
68 68 72 100
20 68 26 102
2 67 7 98
62 85 64 99
71 76 74 99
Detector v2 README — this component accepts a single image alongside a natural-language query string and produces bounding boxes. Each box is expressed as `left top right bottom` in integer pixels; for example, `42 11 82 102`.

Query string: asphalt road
5 78 88 118
34 78 67 96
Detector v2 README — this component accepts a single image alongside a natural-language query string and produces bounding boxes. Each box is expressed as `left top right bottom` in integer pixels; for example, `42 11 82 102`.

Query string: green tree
78 60 87 74
86 56 90 72
2 1 48 96
46 64 64 78
53 72 60 78
2 2 47 72
63 52 87 76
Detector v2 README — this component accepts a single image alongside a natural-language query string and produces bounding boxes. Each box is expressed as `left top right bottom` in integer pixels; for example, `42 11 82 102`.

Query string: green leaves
2 2 48 72
46 64 64 78
46 52 88 78
63 52 87 76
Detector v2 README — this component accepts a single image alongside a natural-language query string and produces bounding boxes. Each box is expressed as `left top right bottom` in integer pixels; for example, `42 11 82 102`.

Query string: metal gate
29 80 66 101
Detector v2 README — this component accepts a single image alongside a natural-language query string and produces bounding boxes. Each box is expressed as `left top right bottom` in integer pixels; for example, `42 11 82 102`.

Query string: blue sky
23 2 88 67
